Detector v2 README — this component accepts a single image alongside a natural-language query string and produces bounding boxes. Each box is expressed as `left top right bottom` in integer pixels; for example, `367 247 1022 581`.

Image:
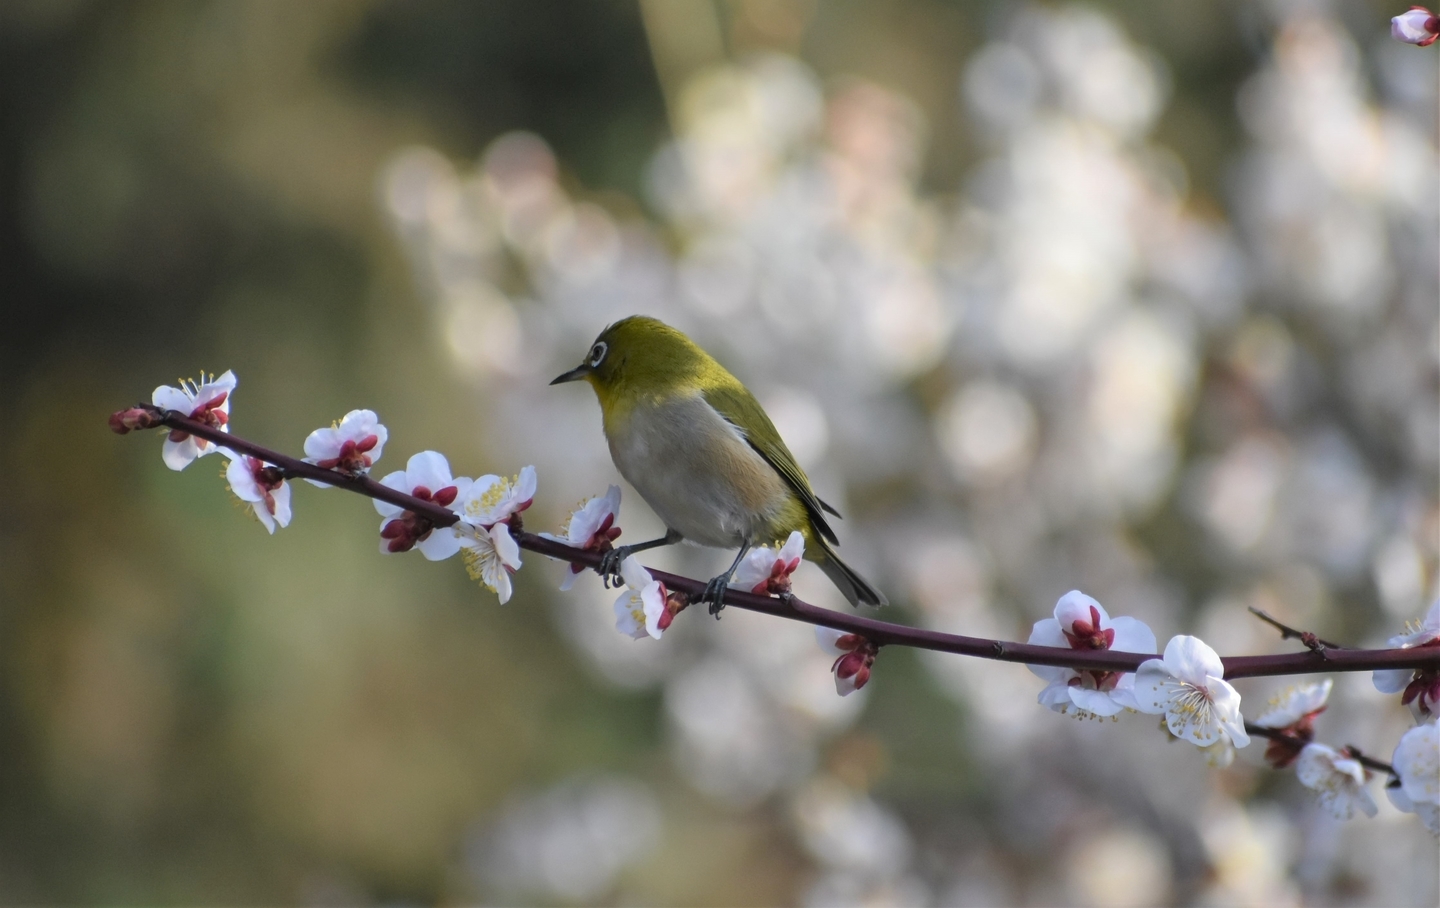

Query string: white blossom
151 370 236 470
539 485 622 590
459 465 538 528
1391 722 1439 809
302 409 388 485
1026 590 1156 718
460 522 523 603
1392 7 1439 45
730 531 805 596
1132 635 1250 749
223 449 291 534
1386 782 1440 835
1253 679 1332 729
816 626 875 696
374 450 472 560
613 557 667 640
1373 601 1440 718
1295 743 1377 820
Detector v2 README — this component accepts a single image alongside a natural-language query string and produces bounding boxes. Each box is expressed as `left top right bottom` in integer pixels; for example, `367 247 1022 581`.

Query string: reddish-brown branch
123 407 1440 681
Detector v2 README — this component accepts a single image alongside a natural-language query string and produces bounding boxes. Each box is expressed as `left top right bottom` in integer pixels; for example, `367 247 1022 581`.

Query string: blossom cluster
134 371 534 602
1017 591 1440 830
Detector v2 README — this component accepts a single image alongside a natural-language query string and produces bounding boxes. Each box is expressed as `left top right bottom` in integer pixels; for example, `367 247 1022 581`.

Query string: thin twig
122 407 1440 681
1248 606 1343 653
1343 744 1398 778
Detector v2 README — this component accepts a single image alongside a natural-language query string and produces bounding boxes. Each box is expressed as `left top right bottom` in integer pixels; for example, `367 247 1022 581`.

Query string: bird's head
551 316 708 404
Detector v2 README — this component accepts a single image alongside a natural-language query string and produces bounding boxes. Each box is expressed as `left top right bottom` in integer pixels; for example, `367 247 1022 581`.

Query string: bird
551 315 886 614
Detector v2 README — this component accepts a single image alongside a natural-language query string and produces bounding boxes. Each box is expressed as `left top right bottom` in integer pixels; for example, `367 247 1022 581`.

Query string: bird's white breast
606 392 788 548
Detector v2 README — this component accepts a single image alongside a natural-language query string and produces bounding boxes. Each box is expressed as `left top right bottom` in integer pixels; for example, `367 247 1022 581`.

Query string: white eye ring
589 341 608 367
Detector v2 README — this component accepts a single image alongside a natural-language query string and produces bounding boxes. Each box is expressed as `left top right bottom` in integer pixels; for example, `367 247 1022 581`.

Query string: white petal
225 454 262 502
566 497 605 545
1037 680 1076 711
152 385 192 411
374 470 409 516
777 530 805 563
1423 599 1440 634
1393 9 1438 43
1162 635 1224 687
1373 668 1413 695
1393 723 1440 806
1108 617 1157 655
1108 679 1141 712
1025 619 1069 681
1129 660 1173 714
1069 687 1127 717
416 527 463 561
1054 590 1108 632
1028 662 1070 684
162 436 200 471
405 450 454 492
271 482 292 528
209 370 237 393
303 425 342 460
641 582 667 639
1413 802 1439 834
1207 676 1249 748
252 501 277 534
835 670 860 697
490 523 522 570
613 591 650 640
815 625 850 656
1254 679 1332 729
619 555 653 591
559 566 582 592
513 465 537 505
730 547 775 592
490 564 513 604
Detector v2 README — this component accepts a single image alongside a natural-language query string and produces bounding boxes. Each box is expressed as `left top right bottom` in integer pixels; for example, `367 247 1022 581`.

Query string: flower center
1169 682 1215 725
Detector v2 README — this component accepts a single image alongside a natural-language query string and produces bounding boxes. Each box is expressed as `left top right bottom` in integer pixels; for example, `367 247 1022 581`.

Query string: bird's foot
702 575 731 618
597 546 631 588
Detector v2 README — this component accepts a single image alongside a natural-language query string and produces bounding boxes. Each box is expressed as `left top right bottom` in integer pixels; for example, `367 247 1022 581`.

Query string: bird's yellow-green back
583 316 841 546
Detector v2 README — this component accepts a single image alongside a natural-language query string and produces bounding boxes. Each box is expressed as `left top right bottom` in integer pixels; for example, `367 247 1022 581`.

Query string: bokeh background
1 0 1437 904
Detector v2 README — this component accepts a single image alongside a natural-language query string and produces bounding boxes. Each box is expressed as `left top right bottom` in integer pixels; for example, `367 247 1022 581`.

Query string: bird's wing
702 384 841 545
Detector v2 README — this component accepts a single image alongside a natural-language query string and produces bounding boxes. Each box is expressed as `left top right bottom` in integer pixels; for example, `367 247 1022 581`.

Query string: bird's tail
810 536 887 607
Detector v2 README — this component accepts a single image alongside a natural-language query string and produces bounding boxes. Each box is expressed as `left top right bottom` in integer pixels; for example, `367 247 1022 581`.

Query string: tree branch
121 406 1440 681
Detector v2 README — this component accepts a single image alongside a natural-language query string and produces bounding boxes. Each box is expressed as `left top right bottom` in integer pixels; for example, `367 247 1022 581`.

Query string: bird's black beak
550 364 590 385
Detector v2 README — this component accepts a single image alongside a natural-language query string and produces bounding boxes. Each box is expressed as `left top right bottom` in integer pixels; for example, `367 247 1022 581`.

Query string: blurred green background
1 1 1436 905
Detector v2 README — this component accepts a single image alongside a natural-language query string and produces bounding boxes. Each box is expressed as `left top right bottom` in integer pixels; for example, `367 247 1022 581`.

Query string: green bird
551 315 886 613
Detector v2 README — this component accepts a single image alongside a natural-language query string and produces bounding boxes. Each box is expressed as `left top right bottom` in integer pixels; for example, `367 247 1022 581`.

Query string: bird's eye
589 341 608 367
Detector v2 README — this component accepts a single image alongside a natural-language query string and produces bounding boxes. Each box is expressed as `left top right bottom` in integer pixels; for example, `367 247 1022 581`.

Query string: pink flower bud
108 407 162 434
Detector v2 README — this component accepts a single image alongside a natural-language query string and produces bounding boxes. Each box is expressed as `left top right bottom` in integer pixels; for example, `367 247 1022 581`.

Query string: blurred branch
1244 723 1397 777
639 0 727 129
117 406 1440 682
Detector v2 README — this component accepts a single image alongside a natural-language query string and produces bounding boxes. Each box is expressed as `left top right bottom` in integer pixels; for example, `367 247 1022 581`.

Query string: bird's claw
597 546 629 588
702 575 730 618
